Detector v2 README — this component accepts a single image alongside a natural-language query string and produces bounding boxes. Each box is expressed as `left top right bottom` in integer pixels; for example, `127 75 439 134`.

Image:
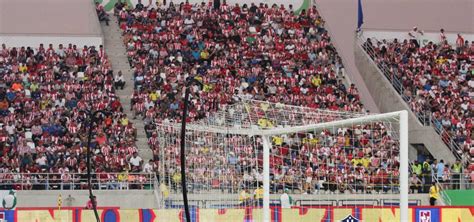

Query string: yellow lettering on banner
333 208 353 221
199 209 246 222
361 208 413 222
82 210 104 222
17 210 73 222
155 209 182 222
119 210 141 222
442 208 474 222
281 208 326 222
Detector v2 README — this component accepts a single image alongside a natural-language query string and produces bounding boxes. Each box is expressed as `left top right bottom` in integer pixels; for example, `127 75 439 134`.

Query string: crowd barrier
0 206 472 222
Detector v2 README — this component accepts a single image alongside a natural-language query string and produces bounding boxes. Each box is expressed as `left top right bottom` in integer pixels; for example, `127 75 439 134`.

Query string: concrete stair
100 16 153 161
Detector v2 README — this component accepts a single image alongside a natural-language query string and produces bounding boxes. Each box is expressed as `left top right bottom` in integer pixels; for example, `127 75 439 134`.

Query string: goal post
259 110 409 222
156 100 409 222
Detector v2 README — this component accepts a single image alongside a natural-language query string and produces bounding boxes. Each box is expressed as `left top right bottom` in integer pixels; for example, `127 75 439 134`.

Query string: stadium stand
114 1 464 196
362 35 473 171
0 43 148 189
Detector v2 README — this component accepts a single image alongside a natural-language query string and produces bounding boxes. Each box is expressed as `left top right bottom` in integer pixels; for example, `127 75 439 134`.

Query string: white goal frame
160 109 409 222
256 110 409 222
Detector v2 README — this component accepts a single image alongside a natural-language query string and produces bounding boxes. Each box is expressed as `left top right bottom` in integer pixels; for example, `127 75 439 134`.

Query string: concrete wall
17 190 158 209
0 35 103 49
353 39 456 164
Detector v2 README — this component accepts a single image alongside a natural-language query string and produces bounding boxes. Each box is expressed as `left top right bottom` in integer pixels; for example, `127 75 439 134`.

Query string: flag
357 0 364 30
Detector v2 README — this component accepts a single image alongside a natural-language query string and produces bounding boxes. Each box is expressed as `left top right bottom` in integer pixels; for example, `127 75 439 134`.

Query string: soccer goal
156 100 408 222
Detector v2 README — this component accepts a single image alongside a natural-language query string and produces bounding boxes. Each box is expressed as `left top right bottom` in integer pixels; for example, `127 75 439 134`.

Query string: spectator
129 152 143 171
408 26 423 47
142 159 154 173
239 188 251 206
254 185 264 207
436 160 444 182
280 188 292 208
409 173 422 194
114 71 125 90
95 2 110 26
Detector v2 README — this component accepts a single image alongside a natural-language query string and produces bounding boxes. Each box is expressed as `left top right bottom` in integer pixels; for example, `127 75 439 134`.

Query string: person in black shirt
136 0 144 11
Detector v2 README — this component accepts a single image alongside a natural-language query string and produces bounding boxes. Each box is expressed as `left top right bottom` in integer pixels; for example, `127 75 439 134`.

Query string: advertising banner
0 206 472 222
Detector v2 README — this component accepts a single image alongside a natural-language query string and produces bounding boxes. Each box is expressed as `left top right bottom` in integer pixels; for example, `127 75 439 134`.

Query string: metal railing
355 36 466 163
164 198 422 209
0 172 156 191
432 172 474 206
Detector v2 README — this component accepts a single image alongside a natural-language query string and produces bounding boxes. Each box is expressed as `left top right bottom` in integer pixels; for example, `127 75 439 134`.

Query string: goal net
156 100 408 222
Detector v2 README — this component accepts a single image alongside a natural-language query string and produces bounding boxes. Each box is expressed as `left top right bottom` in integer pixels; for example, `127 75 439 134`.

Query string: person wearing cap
408 26 423 47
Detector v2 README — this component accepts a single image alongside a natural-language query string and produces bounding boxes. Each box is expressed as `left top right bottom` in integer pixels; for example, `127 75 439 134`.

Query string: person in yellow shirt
258 118 274 128
429 182 439 206
40 99 50 110
172 172 181 191
149 91 158 102
160 183 170 208
311 75 321 87
200 50 209 60
239 188 251 206
254 186 264 207
203 84 213 92
120 116 129 126
19 64 28 73
361 156 370 168
118 169 129 190
351 158 361 167
272 136 283 146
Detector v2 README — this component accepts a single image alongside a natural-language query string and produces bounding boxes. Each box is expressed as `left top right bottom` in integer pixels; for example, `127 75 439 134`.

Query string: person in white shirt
36 154 47 168
280 189 292 208
115 71 125 90
129 152 143 168
184 16 195 30
142 159 154 173
408 26 424 47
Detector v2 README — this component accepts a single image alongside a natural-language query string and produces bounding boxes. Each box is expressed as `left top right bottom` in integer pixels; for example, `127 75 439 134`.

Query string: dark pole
180 86 191 222
180 78 203 222
86 110 108 222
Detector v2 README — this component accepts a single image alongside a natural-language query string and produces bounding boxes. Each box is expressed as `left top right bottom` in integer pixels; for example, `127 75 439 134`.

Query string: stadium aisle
101 15 152 160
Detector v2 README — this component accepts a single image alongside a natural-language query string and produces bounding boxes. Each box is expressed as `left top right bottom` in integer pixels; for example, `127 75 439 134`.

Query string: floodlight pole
85 109 108 222
180 78 203 222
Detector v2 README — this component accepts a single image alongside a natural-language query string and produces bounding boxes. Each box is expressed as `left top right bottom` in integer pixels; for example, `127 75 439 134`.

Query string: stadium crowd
114 1 471 194
0 43 150 190
362 31 473 171
117 2 362 124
